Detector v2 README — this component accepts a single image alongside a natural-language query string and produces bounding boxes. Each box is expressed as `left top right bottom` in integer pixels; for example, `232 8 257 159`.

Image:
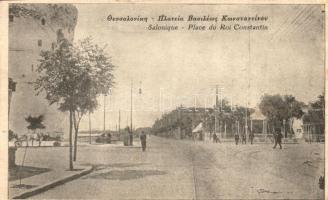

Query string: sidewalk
9 146 93 199
9 165 92 199
8 141 140 199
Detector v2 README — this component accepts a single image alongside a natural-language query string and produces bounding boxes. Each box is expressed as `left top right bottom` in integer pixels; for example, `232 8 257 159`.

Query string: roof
250 109 266 120
192 123 203 133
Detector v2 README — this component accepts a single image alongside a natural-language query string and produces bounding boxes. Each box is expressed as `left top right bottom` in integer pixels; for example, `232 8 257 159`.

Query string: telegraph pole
214 85 218 137
245 29 251 138
214 84 224 139
130 80 133 145
89 111 91 144
103 95 106 133
118 110 121 135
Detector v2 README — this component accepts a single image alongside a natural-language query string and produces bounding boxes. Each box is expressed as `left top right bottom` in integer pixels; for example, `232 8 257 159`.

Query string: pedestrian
234 133 239 145
140 131 147 152
241 132 246 144
273 128 283 149
37 132 43 147
213 133 218 143
249 131 254 145
128 127 133 146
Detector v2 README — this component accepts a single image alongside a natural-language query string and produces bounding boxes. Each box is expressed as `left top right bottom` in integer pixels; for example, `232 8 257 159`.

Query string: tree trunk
73 126 78 161
73 111 81 162
69 110 74 170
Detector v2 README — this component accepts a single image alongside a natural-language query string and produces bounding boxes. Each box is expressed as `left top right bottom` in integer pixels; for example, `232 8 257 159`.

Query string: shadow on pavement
84 169 167 181
81 163 149 171
9 166 51 181
115 146 142 149
11 183 38 189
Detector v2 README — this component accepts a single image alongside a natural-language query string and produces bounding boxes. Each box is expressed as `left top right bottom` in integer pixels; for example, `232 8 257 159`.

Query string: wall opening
56 29 64 43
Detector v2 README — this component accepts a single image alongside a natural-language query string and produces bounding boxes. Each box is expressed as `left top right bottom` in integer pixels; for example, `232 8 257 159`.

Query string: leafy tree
151 101 254 139
35 37 115 170
25 115 45 146
25 115 45 131
259 94 304 134
303 94 325 124
8 129 17 141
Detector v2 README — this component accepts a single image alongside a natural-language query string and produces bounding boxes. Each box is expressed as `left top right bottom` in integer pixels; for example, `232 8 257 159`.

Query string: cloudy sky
73 4 325 130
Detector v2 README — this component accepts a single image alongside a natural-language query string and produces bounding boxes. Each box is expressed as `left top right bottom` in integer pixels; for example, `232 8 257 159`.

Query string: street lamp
130 80 142 146
103 88 112 134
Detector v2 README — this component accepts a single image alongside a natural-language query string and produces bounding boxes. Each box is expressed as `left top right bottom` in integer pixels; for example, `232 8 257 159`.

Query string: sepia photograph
3 2 326 199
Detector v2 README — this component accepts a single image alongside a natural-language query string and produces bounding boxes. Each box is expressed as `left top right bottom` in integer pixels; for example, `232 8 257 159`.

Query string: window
9 15 14 22
38 40 42 47
31 64 34 72
41 18 46 25
297 129 302 133
56 29 64 42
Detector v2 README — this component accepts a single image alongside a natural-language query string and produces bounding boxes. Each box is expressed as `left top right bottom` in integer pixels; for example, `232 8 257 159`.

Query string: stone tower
9 4 78 136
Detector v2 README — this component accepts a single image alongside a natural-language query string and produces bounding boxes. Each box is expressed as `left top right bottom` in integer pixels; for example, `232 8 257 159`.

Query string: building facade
9 4 78 135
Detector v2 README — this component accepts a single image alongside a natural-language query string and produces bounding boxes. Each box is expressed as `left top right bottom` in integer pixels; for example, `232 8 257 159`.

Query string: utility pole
214 84 224 139
89 111 91 144
214 85 219 137
130 80 133 145
245 29 251 139
118 110 121 135
108 93 111 132
220 87 224 139
103 95 106 133
220 87 224 112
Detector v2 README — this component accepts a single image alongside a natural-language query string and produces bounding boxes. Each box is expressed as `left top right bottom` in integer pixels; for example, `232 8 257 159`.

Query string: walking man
273 128 283 149
234 132 239 145
213 133 218 143
241 132 247 144
249 131 254 145
140 131 147 152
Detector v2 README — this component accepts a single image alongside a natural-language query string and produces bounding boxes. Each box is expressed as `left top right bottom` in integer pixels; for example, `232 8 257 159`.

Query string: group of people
212 128 284 149
135 128 284 151
233 132 254 145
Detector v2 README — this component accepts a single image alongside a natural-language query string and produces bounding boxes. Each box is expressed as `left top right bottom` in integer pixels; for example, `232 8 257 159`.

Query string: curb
12 166 94 199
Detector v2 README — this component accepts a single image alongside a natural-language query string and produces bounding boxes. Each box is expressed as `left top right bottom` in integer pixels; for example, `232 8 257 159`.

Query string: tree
303 94 325 124
25 115 46 146
8 129 17 141
35 37 115 170
259 94 304 135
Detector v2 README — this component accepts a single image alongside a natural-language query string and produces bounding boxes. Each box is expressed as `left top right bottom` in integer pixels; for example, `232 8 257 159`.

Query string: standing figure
213 133 218 143
234 133 239 145
249 131 254 145
37 132 43 147
241 132 247 144
129 128 133 146
140 131 147 152
273 128 283 149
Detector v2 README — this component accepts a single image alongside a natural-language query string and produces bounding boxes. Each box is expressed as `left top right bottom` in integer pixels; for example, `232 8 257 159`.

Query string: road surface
32 136 324 199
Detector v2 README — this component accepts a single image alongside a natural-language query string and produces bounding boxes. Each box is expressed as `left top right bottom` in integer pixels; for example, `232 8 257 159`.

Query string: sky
72 4 325 130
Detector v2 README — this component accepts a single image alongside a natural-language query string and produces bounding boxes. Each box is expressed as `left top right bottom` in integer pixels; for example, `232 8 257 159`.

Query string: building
9 4 78 135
